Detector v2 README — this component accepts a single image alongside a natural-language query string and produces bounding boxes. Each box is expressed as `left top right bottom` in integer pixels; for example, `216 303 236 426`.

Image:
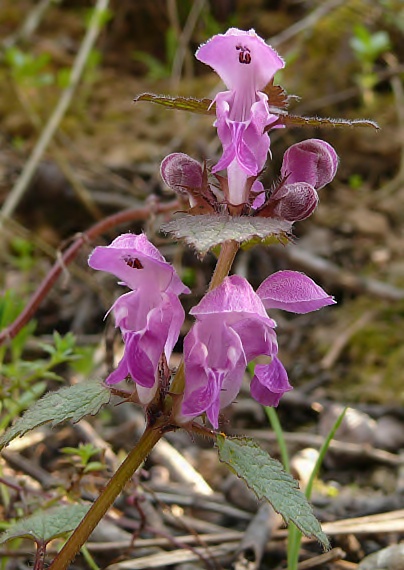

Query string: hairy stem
208 240 239 291
49 426 163 570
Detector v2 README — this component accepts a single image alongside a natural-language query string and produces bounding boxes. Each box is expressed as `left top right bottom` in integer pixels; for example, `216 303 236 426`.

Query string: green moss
331 299 404 403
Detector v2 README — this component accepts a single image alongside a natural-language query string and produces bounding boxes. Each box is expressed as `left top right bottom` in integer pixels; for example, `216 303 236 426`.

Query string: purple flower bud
281 139 338 190
160 153 203 203
271 182 319 221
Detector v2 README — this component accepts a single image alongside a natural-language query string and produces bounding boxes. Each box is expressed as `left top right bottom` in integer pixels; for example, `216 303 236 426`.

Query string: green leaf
0 381 111 450
161 214 292 255
0 503 90 544
216 435 330 549
133 93 215 115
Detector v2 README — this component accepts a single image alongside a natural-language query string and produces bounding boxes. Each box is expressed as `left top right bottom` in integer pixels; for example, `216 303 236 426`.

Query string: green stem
287 408 347 570
170 240 239 396
208 240 239 291
49 426 163 570
264 406 290 474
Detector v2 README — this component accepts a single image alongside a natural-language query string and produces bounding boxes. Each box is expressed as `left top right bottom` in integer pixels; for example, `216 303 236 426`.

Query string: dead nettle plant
0 28 378 570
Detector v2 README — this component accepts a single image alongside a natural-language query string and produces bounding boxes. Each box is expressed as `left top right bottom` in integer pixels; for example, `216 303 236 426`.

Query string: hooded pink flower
88 234 190 404
180 272 334 428
196 28 285 206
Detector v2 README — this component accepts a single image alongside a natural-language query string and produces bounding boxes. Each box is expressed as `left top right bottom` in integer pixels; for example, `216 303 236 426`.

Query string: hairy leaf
275 114 379 130
0 503 90 544
161 214 292 255
216 435 330 549
0 381 111 450
134 93 215 115
134 92 378 133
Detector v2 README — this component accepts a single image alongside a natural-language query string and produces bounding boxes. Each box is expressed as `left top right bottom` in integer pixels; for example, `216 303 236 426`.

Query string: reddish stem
0 200 178 346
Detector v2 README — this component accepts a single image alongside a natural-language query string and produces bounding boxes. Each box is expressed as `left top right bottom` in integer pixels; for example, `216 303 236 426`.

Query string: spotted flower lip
88 233 188 296
88 233 189 405
196 28 285 206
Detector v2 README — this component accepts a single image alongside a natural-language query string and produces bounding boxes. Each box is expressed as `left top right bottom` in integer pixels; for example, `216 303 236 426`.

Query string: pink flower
180 272 334 428
88 234 189 404
196 28 284 206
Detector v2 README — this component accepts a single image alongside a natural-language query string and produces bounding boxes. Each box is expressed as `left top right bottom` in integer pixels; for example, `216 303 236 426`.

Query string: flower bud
281 139 338 190
160 153 203 197
271 182 318 221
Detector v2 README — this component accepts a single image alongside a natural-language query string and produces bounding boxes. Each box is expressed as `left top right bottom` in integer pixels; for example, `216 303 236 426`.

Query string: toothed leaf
161 214 292 255
275 114 379 129
134 93 215 115
0 381 111 450
216 435 330 549
0 503 91 544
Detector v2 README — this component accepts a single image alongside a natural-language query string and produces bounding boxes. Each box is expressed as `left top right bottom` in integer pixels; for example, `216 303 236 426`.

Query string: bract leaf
134 93 215 115
262 81 290 110
0 381 111 450
161 214 292 255
0 503 90 544
274 114 379 130
216 435 330 549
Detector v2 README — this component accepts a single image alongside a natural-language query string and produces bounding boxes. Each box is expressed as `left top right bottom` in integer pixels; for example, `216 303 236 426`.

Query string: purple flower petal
191 275 270 320
196 29 284 98
231 318 278 361
89 233 188 399
181 318 246 428
257 270 335 313
251 357 292 406
88 233 190 295
105 355 129 385
281 139 338 190
251 180 265 209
